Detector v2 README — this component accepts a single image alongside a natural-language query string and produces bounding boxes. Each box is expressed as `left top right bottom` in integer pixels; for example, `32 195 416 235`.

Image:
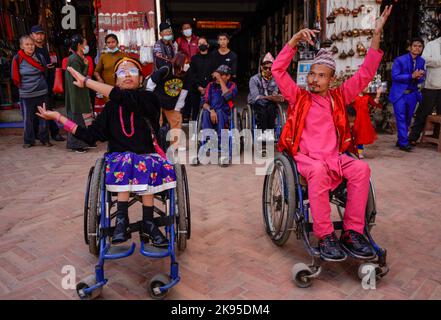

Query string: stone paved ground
0 132 440 300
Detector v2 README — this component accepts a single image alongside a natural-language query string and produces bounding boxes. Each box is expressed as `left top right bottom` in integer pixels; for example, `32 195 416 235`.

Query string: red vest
278 88 355 156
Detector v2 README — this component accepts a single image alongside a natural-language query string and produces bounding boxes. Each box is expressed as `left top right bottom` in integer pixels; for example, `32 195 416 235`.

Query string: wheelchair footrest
305 221 344 233
108 245 133 255
142 244 169 254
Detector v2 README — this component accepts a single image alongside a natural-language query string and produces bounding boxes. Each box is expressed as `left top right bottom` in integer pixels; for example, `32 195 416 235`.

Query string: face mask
199 44 208 52
183 63 190 72
262 70 272 80
183 29 192 37
83 45 89 55
163 35 174 41
108 47 119 53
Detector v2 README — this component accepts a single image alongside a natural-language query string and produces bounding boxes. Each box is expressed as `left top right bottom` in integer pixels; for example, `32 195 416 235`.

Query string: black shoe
23 143 34 149
340 230 376 260
409 140 417 147
52 134 66 142
318 233 347 262
142 220 169 247
41 141 54 147
399 145 412 152
112 216 130 244
86 143 98 149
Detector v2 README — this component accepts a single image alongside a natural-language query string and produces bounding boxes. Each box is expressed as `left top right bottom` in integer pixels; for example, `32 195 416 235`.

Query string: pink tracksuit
273 44 383 239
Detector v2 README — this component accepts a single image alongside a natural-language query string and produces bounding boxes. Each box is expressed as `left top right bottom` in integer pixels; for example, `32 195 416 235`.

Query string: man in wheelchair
247 52 285 142
200 65 238 141
272 7 392 261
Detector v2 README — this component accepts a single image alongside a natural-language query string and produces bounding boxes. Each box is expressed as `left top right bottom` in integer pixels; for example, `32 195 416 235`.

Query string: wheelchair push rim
262 154 296 246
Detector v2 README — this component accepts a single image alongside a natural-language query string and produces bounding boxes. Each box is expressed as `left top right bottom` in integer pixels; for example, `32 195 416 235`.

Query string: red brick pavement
0 133 440 300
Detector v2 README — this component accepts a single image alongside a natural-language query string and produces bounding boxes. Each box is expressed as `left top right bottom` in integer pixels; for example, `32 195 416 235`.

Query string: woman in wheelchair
272 7 392 262
36 57 175 247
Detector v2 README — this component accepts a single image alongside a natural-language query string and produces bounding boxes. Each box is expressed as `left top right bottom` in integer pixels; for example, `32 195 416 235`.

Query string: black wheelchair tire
87 157 105 256
83 166 95 245
174 164 191 251
262 153 296 246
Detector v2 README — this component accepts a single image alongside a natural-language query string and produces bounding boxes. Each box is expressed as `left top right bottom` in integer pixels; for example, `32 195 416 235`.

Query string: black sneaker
399 145 412 152
52 134 66 142
112 216 130 244
340 230 376 260
41 141 54 147
318 233 347 262
143 220 169 247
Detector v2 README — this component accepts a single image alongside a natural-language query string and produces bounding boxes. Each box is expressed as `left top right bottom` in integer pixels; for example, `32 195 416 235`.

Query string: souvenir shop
322 0 441 90
0 0 97 112
96 0 158 76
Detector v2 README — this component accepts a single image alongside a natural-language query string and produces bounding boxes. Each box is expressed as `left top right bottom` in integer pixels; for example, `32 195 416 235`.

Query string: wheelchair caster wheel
148 273 170 300
292 263 314 288
358 263 384 281
76 275 102 300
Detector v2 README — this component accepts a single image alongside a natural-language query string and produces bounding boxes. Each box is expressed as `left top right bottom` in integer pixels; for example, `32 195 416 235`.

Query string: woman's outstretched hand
36 103 59 121
67 66 86 88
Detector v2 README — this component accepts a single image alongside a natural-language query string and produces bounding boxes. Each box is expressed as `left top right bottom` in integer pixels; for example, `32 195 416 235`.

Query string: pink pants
294 154 371 239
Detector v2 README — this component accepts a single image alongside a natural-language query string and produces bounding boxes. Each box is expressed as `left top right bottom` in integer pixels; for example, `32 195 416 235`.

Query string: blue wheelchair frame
79 157 181 299
243 103 286 144
194 106 238 165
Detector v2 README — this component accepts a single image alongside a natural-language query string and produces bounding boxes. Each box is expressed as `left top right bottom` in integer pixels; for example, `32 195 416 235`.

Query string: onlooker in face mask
65 34 93 153
248 52 284 142
153 22 178 71
211 33 237 78
30 25 65 142
94 34 126 86
188 36 213 121
176 23 199 62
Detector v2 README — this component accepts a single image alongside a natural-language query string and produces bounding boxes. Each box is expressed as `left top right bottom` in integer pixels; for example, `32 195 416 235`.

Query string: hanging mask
183 63 190 72
108 47 119 53
83 45 90 55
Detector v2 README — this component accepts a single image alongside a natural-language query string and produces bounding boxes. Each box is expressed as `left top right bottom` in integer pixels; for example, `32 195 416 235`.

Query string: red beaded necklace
119 106 135 138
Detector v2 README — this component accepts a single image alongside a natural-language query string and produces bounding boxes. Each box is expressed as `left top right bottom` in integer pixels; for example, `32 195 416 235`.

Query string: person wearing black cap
153 21 177 71
200 64 238 147
30 25 65 142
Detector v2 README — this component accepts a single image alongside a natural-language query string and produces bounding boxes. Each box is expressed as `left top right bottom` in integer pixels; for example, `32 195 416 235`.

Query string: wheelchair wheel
190 109 204 166
76 275 102 300
241 104 253 150
148 273 170 300
174 164 191 252
275 104 286 142
86 157 105 256
262 153 296 246
83 166 94 245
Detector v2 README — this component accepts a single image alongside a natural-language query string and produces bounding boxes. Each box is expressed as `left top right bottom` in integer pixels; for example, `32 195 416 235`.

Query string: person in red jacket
176 23 199 62
273 6 392 262
351 86 383 158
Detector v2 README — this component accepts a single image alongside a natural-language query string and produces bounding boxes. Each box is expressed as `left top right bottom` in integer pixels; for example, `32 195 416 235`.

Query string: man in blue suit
389 38 426 152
